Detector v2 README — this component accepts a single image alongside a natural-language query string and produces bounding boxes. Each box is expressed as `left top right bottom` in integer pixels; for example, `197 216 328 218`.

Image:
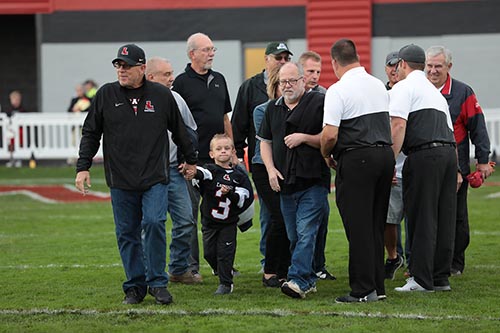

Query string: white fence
1 110 500 162
0 113 102 161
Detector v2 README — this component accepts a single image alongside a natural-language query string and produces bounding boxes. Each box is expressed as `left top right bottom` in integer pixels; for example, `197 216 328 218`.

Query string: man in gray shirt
146 56 202 284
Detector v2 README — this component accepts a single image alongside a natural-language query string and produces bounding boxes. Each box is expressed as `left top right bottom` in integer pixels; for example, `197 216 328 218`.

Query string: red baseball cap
466 171 483 188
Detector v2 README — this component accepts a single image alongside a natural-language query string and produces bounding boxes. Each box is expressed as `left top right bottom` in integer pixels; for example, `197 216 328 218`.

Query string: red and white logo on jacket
144 100 155 113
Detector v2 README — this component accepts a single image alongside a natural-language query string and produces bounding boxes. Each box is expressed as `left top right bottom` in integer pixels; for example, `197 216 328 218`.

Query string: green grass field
1 165 499 332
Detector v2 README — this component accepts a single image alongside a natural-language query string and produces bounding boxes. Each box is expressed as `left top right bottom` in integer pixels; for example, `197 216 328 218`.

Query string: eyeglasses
278 77 303 87
196 47 217 53
113 61 140 70
273 55 291 62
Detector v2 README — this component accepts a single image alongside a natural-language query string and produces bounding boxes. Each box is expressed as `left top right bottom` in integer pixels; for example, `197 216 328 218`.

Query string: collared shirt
173 64 231 163
323 66 392 160
389 70 455 154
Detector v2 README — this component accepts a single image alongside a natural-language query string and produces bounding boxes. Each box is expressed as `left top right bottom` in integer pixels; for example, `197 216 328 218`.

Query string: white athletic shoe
395 277 434 292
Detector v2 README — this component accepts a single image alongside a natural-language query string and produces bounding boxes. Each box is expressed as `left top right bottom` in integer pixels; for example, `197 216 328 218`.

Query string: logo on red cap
121 47 129 56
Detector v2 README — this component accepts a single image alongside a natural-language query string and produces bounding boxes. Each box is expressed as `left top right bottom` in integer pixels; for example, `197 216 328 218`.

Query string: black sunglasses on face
273 55 291 62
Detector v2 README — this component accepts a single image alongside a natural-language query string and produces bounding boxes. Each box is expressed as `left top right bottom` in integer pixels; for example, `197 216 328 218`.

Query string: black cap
265 42 293 56
112 44 146 66
398 44 425 64
385 51 399 66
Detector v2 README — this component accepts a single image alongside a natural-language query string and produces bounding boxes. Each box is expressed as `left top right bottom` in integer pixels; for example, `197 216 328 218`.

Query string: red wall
0 0 463 14
307 0 372 87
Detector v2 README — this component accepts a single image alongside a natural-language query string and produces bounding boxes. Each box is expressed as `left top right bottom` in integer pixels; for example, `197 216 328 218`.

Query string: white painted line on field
472 230 500 236
486 192 500 199
0 308 498 321
1 262 498 272
0 263 121 270
0 190 58 203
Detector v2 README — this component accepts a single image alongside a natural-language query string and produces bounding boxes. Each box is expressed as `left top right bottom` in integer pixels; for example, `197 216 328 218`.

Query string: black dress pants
403 146 457 290
335 146 394 298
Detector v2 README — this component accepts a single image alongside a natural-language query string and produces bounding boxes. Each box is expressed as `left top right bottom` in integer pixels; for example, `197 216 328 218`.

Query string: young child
194 133 254 295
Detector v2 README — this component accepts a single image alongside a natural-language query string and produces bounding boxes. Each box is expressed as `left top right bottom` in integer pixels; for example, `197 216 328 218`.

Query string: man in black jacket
75 44 197 305
232 41 293 168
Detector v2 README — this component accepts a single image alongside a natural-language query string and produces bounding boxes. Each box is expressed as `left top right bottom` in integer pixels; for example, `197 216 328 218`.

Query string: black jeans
252 163 290 279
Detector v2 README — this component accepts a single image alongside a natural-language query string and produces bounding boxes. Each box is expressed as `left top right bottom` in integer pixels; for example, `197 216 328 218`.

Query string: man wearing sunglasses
75 44 198 305
231 41 293 272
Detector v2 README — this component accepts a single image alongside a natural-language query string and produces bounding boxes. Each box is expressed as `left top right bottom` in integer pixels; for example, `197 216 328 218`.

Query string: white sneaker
395 277 434 292
281 281 306 299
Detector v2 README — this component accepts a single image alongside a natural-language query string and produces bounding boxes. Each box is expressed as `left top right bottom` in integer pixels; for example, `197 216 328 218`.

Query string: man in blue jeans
259 62 330 299
146 56 202 284
75 44 198 305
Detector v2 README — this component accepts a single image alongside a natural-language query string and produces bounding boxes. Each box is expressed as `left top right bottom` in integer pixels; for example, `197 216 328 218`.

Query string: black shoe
148 287 173 305
335 290 378 303
123 287 145 305
214 284 233 295
262 275 284 288
316 269 337 280
384 254 404 280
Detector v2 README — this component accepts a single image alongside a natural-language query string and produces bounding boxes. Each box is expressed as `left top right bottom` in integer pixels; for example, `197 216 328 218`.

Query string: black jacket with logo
77 79 197 190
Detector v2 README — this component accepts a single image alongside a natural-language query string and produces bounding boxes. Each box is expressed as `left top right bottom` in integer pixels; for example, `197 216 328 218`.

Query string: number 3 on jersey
211 188 230 220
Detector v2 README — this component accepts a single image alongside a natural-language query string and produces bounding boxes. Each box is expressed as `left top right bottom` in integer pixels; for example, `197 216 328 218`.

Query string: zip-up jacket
76 79 197 190
231 71 268 164
440 75 491 175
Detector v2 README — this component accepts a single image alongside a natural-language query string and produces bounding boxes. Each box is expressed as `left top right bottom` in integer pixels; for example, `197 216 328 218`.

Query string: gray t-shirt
169 90 197 165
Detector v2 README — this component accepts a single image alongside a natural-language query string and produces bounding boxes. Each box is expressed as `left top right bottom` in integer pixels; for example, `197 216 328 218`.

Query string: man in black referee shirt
390 44 460 293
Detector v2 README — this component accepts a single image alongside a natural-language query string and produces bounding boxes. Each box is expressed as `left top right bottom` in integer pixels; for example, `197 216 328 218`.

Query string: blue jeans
110 183 169 292
167 166 195 275
280 185 329 291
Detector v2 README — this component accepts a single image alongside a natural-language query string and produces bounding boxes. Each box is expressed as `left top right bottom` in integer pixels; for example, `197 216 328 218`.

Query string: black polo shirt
173 64 232 163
